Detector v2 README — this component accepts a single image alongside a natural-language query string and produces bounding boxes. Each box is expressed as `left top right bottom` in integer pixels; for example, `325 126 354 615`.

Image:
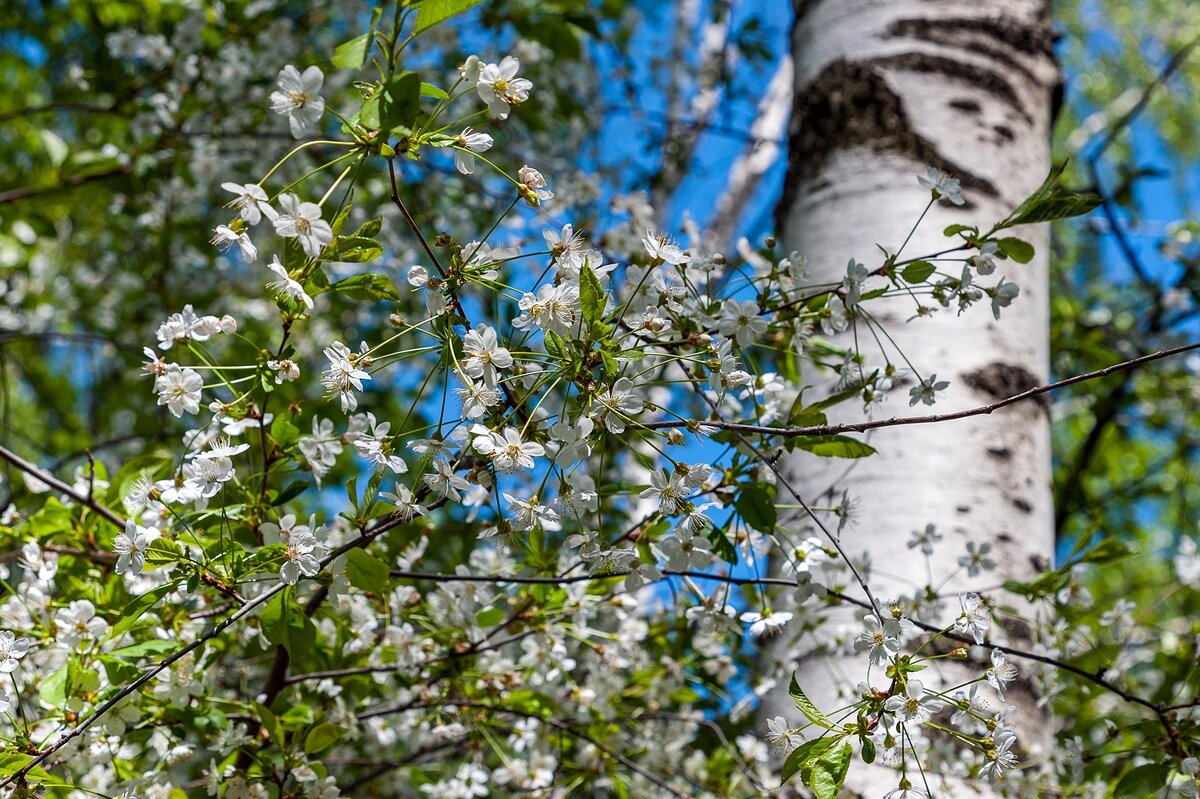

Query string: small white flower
766 716 802 754
884 679 942 724
212 225 258 263
114 521 150 575
517 165 553 206
986 649 1018 698
154 364 203 417
917 166 965 205
266 256 314 309
471 426 544 473
716 298 769 348
55 599 108 649
476 56 532 119
221 182 276 225
280 531 321 585
740 609 792 638
955 591 991 644
270 65 325 137
0 631 30 673
453 127 494 174
908 373 949 406
461 324 512 387
380 484 428 521
642 230 689 265
989 277 1020 320
592 377 644 434
274 193 333 258
853 614 901 667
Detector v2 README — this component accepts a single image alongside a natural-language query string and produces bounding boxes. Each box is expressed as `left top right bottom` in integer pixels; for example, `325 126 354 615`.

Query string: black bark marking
987 446 1012 460
962 362 1048 411
956 505 971 514
993 124 1015 141
1011 497 1033 514
874 52 1030 122
949 98 982 113
779 58 999 218
885 16 1056 90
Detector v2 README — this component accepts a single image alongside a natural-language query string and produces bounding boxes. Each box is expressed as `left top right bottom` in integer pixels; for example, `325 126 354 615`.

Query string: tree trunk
766 1 1059 794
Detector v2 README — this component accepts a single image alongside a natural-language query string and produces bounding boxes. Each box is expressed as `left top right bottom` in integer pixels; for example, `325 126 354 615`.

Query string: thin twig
641 340 1200 438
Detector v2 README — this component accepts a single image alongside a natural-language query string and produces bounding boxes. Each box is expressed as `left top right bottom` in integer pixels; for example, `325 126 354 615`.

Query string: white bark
766 1 1059 795
706 56 793 247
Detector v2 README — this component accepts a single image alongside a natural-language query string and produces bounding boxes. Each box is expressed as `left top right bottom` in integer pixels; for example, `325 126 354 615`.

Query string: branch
0 165 133 205
0 444 125 529
641 340 1200 438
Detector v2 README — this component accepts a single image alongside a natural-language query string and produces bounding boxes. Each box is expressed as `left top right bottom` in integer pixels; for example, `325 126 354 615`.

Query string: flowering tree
0 2 1198 799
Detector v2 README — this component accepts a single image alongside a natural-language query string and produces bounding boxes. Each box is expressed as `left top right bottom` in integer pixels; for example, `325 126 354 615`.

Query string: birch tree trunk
765 1 1060 794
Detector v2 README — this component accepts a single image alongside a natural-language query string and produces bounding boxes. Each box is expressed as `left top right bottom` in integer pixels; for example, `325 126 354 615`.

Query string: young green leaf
332 34 371 70
809 743 853 799
579 263 606 330
344 548 390 593
415 0 486 34
736 481 777 533
792 435 876 459
997 162 1101 229
900 260 936 284
997 237 1035 264
789 673 834 728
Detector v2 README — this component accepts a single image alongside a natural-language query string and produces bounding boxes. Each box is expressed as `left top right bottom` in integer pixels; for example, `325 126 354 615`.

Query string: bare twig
641 340 1200 438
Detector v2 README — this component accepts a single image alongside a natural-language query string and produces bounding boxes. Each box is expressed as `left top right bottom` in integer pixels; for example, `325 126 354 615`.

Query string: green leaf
944 223 976 237
325 236 384 264
271 415 300 449
900 260 936 284
997 237 1034 264
0 753 54 783
860 737 876 764
260 588 316 661
1077 538 1133 565
792 435 876 459
344 549 389 593
579 263 605 331
420 82 449 100
810 373 875 411
999 162 1102 228
789 673 834 728
255 702 285 749
475 606 507 627
304 723 347 755
98 654 141 685
1114 763 1170 799
415 0 485 34
736 481 777 533
332 33 371 70
704 524 738 566
38 665 69 707
360 71 421 132
809 743 852 799
144 538 185 568
544 331 566 360
109 581 179 640
328 273 398 301
109 639 177 658
781 737 835 783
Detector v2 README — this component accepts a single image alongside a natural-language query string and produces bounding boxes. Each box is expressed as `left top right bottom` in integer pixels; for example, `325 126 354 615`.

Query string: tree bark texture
767 1 1060 794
